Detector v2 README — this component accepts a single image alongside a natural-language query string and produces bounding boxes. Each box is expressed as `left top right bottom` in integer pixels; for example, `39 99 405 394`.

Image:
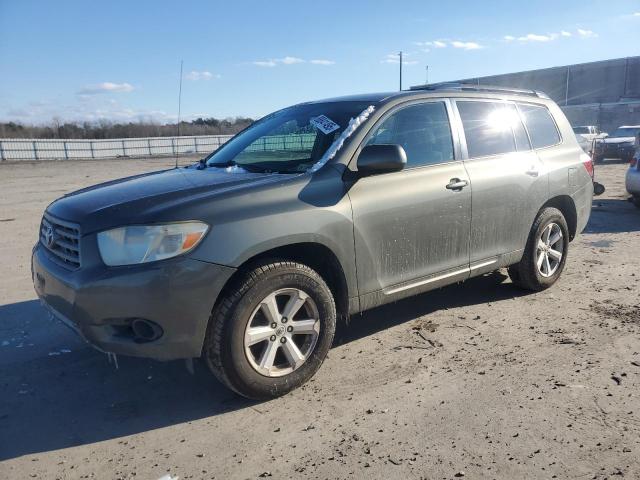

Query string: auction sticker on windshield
311 115 340 135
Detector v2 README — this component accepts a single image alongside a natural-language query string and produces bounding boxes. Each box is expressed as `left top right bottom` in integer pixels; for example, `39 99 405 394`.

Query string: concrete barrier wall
562 102 640 134
410 56 640 133
453 56 640 107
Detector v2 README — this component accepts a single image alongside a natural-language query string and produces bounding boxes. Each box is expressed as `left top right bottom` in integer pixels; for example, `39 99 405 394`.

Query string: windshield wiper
240 160 312 174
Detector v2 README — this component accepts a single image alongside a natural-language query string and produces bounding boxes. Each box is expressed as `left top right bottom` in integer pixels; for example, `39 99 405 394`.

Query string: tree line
0 117 254 139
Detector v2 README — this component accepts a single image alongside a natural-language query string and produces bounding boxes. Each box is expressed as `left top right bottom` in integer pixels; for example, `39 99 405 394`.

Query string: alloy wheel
536 222 564 277
244 288 320 377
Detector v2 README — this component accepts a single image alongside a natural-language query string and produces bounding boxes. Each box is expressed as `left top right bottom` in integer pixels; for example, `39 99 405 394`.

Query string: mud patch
589 239 614 248
591 301 640 326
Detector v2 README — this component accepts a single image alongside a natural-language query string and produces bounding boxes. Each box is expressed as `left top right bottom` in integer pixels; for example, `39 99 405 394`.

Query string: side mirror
356 144 407 175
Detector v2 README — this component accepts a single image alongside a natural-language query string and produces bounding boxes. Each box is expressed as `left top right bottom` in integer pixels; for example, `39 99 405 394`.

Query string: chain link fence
0 135 234 161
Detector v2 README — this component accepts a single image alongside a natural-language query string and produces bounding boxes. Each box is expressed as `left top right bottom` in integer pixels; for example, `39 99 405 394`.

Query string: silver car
33 83 594 399
626 154 640 208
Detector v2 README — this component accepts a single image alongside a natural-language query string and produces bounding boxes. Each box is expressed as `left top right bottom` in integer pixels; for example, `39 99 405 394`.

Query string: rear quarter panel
540 102 593 234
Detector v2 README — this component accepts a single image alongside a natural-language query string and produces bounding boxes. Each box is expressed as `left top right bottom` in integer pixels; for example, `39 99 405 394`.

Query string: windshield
611 127 640 138
204 101 373 173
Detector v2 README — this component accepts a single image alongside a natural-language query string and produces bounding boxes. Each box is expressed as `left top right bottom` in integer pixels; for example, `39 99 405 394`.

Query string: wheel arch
215 242 352 322
539 195 578 241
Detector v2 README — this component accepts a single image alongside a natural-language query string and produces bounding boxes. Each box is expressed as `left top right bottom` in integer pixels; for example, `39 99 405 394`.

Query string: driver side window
366 102 454 168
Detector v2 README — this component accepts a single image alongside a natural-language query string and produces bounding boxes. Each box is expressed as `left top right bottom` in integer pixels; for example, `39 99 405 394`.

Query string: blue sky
1 0 639 124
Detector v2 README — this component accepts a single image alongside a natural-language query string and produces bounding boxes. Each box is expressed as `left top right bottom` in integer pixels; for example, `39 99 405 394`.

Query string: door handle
525 167 539 177
446 178 469 190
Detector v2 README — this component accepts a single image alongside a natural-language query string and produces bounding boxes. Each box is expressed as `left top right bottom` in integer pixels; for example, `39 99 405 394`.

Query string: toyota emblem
43 225 56 248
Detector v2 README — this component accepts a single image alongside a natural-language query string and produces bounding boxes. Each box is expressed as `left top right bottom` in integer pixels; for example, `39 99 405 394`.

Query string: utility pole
399 51 403 91
425 65 429 85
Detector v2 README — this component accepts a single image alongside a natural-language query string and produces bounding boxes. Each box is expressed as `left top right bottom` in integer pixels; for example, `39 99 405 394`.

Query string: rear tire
202 261 336 400
508 207 570 291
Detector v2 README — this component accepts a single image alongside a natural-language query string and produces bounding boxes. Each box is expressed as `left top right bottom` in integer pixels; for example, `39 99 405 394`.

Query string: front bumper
32 243 235 360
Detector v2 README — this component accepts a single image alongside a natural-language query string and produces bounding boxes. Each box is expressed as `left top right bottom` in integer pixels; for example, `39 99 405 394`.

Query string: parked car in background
626 139 640 208
32 84 593 399
572 125 606 153
593 125 640 163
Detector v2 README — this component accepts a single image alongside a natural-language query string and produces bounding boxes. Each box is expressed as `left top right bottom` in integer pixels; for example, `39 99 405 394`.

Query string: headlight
97 222 209 266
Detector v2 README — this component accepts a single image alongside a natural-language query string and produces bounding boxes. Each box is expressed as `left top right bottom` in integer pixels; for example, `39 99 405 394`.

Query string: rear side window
366 102 454 168
518 103 561 149
457 101 529 158
506 103 531 151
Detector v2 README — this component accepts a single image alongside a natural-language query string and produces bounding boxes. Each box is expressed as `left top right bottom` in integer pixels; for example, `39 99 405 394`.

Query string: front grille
40 213 81 270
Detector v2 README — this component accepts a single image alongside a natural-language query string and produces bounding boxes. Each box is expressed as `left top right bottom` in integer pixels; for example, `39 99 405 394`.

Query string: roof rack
409 82 550 99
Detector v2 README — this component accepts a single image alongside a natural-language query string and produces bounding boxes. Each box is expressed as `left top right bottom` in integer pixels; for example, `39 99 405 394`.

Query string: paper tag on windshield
310 115 340 135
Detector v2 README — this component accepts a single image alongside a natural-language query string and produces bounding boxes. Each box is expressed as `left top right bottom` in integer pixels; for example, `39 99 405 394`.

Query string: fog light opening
131 319 163 342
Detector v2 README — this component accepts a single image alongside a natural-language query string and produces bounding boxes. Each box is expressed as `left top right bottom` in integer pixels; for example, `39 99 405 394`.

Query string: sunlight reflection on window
486 107 520 132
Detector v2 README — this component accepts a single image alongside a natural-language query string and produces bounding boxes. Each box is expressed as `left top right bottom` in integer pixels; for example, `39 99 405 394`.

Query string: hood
603 136 635 144
47 166 290 233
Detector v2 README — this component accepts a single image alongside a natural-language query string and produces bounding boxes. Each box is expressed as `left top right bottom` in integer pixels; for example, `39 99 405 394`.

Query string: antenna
175 59 184 169
399 51 403 91
425 65 429 85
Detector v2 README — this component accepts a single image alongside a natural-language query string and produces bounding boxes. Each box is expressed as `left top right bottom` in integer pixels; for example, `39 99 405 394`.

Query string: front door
348 100 471 298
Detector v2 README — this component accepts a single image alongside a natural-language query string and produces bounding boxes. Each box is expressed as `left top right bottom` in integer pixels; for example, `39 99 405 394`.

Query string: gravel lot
0 158 639 480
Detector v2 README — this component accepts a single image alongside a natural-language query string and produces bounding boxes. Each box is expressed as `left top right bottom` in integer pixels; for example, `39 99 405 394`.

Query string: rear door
348 99 472 298
453 99 549 266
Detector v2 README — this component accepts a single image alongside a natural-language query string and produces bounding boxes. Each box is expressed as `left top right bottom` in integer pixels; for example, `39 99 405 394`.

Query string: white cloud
507 29 595 43
517 33 558 42
310 59 335 65
184 70 220 81
279 56 304 65
414 40 447 51
380 53 418 65
252 60 278 67
577 28 597 38
633 12 640 16
252 56 329 67
451 40 483 50
77 82 135 95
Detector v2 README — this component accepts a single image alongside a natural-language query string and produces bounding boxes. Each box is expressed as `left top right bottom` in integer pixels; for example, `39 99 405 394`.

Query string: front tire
203 261 336 400
508 207 569 291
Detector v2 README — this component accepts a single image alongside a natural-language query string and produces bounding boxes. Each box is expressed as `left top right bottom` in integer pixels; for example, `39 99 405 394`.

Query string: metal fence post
147 138 152 156
32 141 39 160
63 141 69 160
90 141 95 159
194 137 198 153
171 138 176 154
121 140 126 156
0 141 5 161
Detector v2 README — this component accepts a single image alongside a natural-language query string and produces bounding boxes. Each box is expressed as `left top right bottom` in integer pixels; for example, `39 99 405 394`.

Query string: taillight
581 153 594 178
631 158 638 168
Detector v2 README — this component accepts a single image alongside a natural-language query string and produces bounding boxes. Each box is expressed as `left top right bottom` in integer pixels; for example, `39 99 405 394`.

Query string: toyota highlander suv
32 84 594 399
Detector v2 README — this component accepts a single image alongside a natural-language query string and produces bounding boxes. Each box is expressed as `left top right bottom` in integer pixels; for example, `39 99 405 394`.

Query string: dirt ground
0 158 639 480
